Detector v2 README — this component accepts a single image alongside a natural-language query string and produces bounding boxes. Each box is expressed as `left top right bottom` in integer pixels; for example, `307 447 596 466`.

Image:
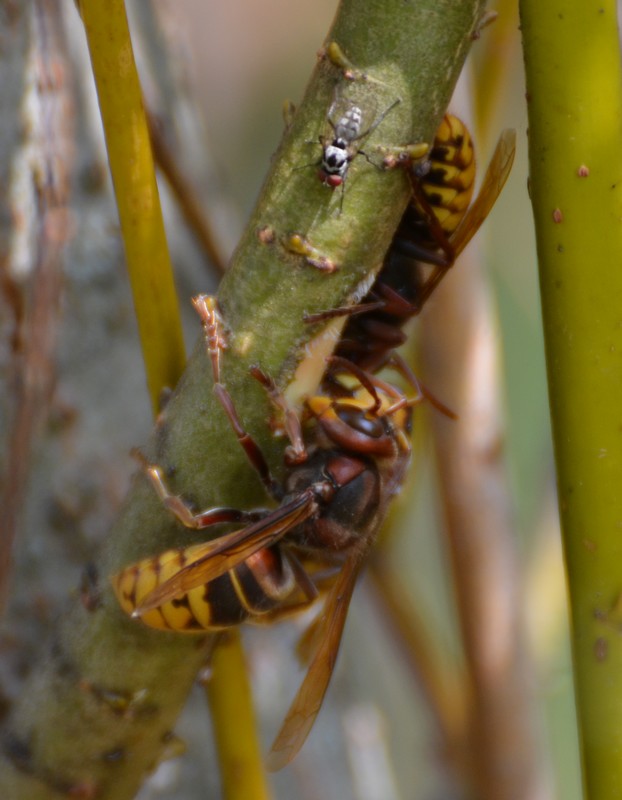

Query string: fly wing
450 128 516 257
325 91 376 142
266 551 365 771
131 490 318 616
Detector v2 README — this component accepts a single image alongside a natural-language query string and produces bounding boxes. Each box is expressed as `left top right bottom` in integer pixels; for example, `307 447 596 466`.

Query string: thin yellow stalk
79 3 268 796
79 0 185 411
206 632 272 800
520 1 622 797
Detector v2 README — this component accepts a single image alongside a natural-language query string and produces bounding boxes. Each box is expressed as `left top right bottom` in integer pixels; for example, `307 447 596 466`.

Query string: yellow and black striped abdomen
418 114 476 236
111 544 297 633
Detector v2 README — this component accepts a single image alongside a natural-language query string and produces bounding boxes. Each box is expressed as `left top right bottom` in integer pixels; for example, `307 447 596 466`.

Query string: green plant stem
520 2 622 797
0 1 487 797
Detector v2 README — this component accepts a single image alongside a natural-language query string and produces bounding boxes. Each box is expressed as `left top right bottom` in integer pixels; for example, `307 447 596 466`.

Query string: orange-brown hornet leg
193 294 282 499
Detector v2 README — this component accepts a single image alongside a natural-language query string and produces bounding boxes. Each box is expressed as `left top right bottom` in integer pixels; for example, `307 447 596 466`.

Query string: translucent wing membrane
119 492 318 616
451 128 516 257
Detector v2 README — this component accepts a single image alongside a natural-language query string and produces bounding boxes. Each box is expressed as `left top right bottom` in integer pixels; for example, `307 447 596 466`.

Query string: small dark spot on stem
102 747 125 763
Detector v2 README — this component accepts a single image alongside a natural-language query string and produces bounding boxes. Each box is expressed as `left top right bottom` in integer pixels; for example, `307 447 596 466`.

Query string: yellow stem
79 0 185 411
206 632 272 800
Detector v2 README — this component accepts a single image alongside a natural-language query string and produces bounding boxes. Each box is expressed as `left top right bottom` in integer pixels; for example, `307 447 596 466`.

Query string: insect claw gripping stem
212 383 283 500
191 293 282 499
132 448 261 529
192 294 227 384
249 365 308 465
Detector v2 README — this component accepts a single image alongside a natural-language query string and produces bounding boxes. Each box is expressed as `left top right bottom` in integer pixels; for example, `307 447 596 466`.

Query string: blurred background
0 1 579 798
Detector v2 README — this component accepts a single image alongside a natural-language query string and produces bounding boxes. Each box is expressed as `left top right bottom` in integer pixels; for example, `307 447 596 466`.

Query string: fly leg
352 98 401 142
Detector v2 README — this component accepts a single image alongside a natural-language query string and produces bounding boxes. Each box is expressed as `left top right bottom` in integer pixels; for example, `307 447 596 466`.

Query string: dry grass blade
147 112 229 275
420 247 550 799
